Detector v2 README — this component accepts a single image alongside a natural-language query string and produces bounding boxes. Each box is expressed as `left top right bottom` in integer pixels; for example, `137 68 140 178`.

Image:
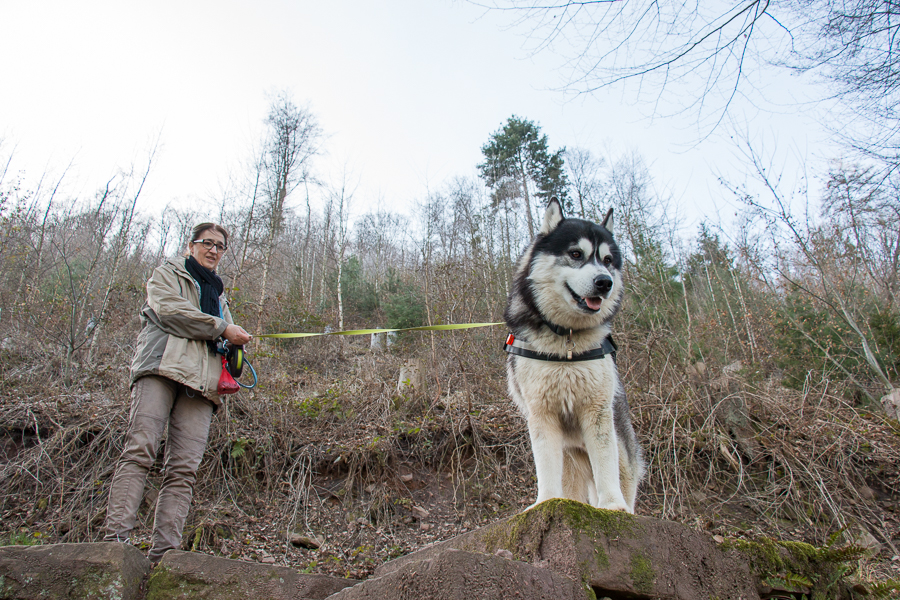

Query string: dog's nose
594 275 613 295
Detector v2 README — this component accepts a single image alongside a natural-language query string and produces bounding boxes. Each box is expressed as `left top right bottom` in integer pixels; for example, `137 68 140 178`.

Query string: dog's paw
596 501 631 513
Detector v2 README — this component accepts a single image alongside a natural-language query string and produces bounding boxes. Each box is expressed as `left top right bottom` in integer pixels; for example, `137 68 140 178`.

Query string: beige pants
104 375 214 561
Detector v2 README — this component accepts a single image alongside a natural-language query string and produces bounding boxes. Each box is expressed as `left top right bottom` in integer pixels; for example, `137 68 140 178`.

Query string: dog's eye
569 250 583 260
603 256 613 266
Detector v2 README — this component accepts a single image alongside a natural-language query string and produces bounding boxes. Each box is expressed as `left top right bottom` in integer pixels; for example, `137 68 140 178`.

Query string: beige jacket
131 257 233 405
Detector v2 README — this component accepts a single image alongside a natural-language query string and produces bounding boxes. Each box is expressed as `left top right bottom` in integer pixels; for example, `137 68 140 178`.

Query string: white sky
0 1 839 233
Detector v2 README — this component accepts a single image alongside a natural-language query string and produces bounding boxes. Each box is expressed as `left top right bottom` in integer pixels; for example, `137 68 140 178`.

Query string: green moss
145 566 186 600
146 565 222 600
723 536 864 599
476 511 535 559
629 551 655 593
531 499 639 541
475 500 641 600
539 498 638 538
477 499 638 561
724 537 818 577
191 526 203 552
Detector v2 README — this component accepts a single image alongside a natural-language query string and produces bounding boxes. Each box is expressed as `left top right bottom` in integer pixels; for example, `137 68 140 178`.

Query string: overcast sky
1 1 838 232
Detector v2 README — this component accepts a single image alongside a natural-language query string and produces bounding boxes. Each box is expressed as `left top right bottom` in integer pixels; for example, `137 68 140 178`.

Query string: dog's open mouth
567 285 603 312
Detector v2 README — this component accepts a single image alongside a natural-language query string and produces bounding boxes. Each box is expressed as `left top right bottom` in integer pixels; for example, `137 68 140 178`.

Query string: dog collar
541 318 573 337
503 333 617 362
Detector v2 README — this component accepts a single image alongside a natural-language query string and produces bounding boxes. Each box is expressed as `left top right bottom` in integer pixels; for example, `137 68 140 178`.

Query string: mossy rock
0 542 148 600
375 499 871 599
146 550 356 599
724 536 863 599
378 499 757 599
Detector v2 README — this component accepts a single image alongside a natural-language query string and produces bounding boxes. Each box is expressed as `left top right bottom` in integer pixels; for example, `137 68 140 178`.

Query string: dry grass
1 327 899 587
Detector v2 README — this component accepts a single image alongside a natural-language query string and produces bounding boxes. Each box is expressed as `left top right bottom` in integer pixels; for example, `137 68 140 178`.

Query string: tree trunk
336 258 344 331
518 154 534 239
234 162 262 294
87 163 149 364
257 185 287 329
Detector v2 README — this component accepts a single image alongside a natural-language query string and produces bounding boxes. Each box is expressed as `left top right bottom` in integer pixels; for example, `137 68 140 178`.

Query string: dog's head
526 198 624 330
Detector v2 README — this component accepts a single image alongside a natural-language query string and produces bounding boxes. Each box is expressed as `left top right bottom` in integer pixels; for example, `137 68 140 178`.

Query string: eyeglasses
192 239 227 253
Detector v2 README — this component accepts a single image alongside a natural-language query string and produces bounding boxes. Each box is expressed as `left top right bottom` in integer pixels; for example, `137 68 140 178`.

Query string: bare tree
86 146 157 363
728 143 895 396
819 164 900 309
328 170 356 332
482 0 900 166
256 92 322 329
791 0 900 166
608 151 673 263
566 147 606 220
232 150 265 294
354 205 411 309
25 180 146 380
482 1 782 129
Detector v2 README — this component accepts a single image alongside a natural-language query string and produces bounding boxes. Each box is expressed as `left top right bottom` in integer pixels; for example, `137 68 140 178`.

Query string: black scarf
184 256 225 352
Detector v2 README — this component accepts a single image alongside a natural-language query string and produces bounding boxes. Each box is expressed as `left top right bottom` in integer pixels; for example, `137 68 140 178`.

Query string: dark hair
184 223 229 257
190 223 229 246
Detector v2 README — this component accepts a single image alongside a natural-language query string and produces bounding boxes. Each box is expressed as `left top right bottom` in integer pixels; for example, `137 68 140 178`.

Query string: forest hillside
1 102 899 594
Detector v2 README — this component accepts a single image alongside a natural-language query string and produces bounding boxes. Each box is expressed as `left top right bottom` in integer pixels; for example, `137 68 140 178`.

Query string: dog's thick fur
505 199 645 512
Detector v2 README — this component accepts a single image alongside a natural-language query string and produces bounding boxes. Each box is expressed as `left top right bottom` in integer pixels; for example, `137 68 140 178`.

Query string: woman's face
189 228 226 270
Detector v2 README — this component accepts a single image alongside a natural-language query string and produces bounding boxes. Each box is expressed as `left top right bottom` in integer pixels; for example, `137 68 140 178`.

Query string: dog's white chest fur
509 358 617 422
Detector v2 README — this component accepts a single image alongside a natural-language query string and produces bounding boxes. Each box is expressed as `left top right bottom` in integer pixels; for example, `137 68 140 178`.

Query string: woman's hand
223 324 252 345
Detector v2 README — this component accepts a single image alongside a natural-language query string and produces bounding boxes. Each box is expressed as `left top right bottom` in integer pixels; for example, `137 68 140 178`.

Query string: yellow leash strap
255 322 505 339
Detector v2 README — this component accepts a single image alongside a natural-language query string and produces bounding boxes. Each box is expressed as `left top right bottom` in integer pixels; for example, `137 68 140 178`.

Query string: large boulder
0 542 148 600
326 547 585 600
377 499 758 600
146 549 356 600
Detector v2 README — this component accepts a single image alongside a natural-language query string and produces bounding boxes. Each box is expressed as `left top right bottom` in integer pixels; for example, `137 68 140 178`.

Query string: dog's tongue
585 296 603 310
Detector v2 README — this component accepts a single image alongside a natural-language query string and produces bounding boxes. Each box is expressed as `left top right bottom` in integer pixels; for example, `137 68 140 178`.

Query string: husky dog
504 198 645 512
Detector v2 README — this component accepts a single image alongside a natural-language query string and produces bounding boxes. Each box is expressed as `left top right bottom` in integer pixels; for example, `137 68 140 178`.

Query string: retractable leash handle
227 343 244 378
216 339 257 389
215 340 243 376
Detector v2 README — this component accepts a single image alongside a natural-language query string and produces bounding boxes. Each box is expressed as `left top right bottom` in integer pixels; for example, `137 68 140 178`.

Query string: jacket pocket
159 335 194 386
131 324 168 379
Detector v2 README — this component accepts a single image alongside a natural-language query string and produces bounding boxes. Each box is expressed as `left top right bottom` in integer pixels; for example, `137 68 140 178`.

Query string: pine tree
477 115 568 238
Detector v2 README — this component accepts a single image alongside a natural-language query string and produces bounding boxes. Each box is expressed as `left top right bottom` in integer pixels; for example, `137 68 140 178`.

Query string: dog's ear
539 197 564 235
601 208 614 232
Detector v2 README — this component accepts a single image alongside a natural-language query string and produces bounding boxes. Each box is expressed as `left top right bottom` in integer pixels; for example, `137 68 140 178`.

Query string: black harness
503 331 617 362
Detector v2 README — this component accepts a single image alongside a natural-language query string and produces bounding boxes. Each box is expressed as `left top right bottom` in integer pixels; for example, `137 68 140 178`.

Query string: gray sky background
1 1 840 233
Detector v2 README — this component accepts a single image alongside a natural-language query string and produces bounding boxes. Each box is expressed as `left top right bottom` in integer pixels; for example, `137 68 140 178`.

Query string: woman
104 223 251 562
